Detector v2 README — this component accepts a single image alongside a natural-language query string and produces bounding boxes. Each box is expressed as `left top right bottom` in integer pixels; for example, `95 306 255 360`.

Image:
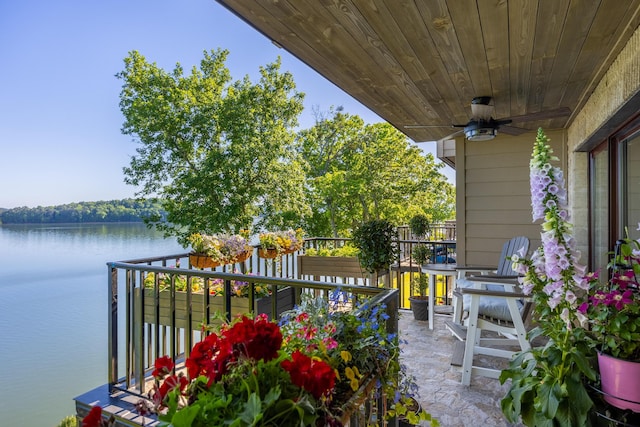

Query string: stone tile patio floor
398 309 524 427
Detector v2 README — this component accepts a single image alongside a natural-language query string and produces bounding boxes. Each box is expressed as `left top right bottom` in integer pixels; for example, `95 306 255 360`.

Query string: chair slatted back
495 236 530 276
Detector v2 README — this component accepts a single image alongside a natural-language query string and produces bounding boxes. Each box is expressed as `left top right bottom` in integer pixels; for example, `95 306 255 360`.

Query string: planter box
137 286 296 329
297 255 389 286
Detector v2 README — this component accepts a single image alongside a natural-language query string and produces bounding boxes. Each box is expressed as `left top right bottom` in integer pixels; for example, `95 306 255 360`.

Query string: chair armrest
464 276 521 285
477 274 521 279
455 265 497 279
456 265 497 273
460 287 527 299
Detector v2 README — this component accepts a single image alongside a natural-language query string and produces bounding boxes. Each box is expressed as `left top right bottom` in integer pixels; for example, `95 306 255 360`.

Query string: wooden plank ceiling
216 0 640 142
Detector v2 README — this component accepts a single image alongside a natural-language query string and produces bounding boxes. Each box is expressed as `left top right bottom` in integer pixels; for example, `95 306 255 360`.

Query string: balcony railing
75 251 399 426
74 224 455 425
303 225 457 307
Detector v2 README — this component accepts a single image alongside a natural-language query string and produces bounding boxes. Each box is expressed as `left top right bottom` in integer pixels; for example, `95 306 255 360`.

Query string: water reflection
0 223 183 426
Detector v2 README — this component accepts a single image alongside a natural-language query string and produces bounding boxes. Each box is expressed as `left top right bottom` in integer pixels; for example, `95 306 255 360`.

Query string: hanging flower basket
258 247 280 259
233 250 252 264
189 252 221 269
281 245 302 255
258 229 304 258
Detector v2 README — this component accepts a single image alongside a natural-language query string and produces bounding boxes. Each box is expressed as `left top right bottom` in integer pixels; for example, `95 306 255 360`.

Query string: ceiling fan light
464 126 497 141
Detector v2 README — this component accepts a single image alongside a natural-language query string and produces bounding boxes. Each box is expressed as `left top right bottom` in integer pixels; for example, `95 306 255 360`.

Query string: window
590 117 640 274
622 133 640 241
590 144 609 275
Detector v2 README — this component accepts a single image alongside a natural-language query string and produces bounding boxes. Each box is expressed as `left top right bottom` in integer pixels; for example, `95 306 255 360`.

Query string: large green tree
116 49 308 244
296 110 455 237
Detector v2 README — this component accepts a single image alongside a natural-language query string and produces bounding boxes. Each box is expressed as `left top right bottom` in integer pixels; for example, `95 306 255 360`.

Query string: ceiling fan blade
403 124 456 129
505 107 571 123
438 129 464 140
499 125 529 136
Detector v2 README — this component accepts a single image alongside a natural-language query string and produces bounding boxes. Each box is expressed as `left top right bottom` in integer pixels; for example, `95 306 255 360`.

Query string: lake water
0 223 183 427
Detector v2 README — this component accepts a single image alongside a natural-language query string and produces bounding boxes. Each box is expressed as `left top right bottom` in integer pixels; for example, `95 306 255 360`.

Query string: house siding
458 23 640 268
457 130 567 266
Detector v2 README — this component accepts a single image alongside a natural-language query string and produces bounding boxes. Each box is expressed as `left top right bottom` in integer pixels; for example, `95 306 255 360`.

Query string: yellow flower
345 366 361 391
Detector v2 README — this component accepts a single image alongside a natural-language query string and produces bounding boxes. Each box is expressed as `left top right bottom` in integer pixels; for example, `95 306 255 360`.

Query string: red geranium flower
154 373 189 403
82 406 103 427
152 355 174 378
281 350 336 399
186 333 222 380
184 315 283 387
223 315 283 362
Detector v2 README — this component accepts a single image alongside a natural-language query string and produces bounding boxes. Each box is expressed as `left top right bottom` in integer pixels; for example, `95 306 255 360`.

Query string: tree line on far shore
0 199 164 224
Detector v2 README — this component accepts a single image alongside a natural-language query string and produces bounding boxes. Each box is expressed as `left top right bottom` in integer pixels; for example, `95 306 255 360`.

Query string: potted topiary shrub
409 244 430 321
409 214 430 240
351 219 397 285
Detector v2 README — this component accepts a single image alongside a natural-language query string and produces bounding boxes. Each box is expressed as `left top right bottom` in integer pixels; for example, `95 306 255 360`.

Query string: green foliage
410 273 428 298
501 129 596 426
116 49 308 244
144 271 201 293
114 51 455 242
390 396 439 426
295 109 455 237
410 244 430 297
409 214 430 238
411 244 430 265
351 219 397 273
55 416 77 427
0 198 163 224
304 244 359 257
500 329 596 427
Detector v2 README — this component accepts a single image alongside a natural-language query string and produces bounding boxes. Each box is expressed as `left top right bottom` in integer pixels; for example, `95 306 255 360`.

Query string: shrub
409 214 430 238
351 219 397 273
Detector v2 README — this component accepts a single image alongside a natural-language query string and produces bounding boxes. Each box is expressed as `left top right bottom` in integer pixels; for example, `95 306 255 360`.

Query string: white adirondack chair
444 236 532 385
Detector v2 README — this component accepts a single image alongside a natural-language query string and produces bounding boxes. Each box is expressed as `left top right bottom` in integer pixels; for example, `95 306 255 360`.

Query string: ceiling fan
405 96 571 141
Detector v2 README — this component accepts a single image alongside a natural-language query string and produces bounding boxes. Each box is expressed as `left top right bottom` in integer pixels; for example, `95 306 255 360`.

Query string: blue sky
0 0 450 209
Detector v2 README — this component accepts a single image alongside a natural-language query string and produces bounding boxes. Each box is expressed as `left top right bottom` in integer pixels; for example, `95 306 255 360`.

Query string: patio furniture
450 236 529 323
451 276 533 385
444 236 532 385
421 263 458 330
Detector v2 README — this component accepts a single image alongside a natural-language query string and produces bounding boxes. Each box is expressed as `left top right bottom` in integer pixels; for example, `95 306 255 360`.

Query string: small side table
421 263 458 330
